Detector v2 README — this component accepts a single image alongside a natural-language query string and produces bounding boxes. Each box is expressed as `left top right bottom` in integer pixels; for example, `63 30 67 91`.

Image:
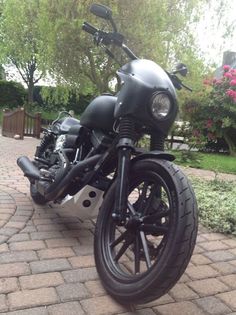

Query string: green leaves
191 177 236 235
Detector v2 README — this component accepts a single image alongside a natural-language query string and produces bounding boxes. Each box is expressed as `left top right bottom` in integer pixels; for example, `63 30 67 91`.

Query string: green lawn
172 150 236 175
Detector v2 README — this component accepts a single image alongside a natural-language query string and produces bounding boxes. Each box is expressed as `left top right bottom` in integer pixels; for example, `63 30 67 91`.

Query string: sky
196 0 236 65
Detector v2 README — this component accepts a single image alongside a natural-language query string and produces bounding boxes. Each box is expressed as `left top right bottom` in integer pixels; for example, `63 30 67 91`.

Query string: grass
172 150 236 175
190 177 236 235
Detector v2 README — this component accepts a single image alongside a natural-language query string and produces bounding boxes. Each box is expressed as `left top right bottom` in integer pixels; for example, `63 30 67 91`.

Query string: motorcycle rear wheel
94 158 198 304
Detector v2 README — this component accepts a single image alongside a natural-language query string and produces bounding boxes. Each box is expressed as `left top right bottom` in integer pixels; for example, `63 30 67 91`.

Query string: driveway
0 135 236 315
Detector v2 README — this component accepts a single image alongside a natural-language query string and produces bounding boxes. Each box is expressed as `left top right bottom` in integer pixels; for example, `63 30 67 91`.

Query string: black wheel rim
103 170 173 282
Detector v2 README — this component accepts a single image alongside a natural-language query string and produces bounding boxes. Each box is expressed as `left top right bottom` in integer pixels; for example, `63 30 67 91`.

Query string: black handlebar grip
82 22 98 35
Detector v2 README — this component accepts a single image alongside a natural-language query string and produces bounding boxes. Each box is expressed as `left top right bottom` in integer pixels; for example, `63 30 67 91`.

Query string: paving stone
188 278 229 296
0 208 15 214
68 256 95 268
217 290 236 310
221 238 236 248
56 282 89 301
78 236 93 246
11 215 30 222
8 233 30 242
153 301 205 315
0 243 9 253
230 260 236 266
37 224 66 232
203 250 235 262
30 231 63 240
21 226 37 233
178 273 191 283
85 280 106 296
185 265 219 280
200 241 229 251
46 238 79 248
81 295 126 315
219 274 236 289
47 301 85 315
62 229 93 238
62 267 98 283
33 213 58 219
5 221 26 229
10 240 46 251
38 247 75 260
73 245 94 256
137 294 174 309
211 261 236 275
0 235 9 244
0 227 18 236
0 221 7 229
0 278 18 293
33 219 53 225
119 310 156 315
30 259 71 274
169 283 199 300
54 217 78 224
0 250 38 263
195 296 231 314
0 306 48 315
0 294 8 312
191 254 212 265
230 248 236 255
20 272 64 290
201 233 227 241
0 262 30 278
8 287 59 310
0 213 11 220
196 234 208 242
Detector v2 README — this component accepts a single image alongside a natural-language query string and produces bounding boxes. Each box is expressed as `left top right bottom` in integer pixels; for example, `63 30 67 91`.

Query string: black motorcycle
17 4 198 304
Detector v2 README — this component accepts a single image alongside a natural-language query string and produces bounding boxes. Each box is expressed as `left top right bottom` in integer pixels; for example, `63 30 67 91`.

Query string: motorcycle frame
74 131 174 224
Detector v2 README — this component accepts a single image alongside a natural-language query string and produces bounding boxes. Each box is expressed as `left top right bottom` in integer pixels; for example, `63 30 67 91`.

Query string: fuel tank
52 117 80 134
80 95 116 132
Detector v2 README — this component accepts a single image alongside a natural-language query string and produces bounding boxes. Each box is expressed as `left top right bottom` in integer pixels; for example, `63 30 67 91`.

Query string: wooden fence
2 108 41 139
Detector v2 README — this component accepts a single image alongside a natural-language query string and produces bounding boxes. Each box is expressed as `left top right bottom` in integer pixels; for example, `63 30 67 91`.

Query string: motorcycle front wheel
94 158 198 304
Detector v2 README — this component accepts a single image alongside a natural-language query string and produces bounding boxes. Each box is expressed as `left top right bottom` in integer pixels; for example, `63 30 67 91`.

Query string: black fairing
51 117 80 134
80 95 116 132
115 59 178 135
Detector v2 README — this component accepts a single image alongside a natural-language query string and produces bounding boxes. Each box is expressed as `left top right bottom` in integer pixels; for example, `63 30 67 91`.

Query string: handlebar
82 21 138 60
82 22 98 35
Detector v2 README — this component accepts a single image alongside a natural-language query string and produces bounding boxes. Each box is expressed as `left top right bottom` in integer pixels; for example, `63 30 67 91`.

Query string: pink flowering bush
183 65 236 156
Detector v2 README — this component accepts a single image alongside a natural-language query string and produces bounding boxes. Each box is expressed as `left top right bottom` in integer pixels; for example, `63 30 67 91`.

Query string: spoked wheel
94 158 198 304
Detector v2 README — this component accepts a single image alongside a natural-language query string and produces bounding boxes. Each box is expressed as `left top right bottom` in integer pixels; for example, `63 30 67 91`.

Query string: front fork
112 117 135 224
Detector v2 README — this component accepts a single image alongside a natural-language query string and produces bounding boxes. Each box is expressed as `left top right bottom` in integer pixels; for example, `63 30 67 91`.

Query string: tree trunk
224 129 236 157
28 80 34 105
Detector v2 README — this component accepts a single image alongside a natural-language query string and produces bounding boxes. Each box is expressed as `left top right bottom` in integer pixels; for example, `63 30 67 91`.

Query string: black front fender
132 150 175 164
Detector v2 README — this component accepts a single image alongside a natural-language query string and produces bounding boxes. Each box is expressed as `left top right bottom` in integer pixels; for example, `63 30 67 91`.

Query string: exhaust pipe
44 154 101 201
17 156 40 181
17 153 102 202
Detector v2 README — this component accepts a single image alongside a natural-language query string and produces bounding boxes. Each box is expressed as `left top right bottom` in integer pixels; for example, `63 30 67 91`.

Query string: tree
39 0 207 95
183 65 236 156
0 0 47 104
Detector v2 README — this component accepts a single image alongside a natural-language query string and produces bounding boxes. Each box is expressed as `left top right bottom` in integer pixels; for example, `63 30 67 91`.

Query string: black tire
30 183 47 205
94 158 198 304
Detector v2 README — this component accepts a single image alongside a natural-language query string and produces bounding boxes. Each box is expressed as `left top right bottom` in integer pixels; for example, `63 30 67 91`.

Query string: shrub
183 66 236 156
0 80 26 108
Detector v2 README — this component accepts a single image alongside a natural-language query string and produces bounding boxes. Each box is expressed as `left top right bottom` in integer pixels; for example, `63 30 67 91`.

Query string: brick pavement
0 134 236 314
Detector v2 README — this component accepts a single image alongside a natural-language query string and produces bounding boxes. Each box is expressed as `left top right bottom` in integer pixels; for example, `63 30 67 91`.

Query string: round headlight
150 93 171 120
